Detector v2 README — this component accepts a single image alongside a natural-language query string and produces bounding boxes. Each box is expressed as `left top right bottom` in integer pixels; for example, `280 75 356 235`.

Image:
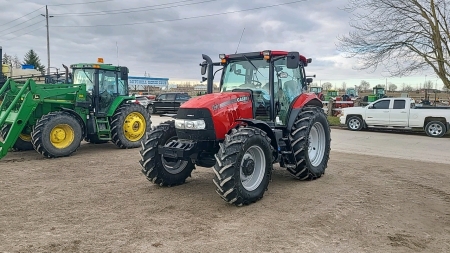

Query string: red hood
180 92 251 111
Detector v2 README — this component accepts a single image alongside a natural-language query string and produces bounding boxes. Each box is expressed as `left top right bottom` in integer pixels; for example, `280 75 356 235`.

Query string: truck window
372 100 390 109
393 100 406 109
166 94 176 100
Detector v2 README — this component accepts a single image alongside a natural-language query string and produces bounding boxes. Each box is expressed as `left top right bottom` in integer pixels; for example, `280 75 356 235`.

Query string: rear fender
60 107 86 136
286 93 323 131
106 96 132 117
235 119 278 158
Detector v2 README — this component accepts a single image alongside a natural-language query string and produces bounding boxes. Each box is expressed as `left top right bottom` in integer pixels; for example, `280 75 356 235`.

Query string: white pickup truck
339 97 450 137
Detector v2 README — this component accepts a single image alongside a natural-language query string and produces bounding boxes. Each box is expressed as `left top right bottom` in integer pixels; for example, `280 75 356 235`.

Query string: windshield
73 68 95 91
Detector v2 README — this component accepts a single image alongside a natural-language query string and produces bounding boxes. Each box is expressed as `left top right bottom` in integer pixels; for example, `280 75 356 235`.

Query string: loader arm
0 79 85 160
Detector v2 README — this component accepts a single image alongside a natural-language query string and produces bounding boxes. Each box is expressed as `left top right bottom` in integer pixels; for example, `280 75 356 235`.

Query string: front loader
139 50 331 206
0 58 151 160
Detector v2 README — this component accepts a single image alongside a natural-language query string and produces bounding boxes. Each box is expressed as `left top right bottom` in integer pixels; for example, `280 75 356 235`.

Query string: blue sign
128 76 169 87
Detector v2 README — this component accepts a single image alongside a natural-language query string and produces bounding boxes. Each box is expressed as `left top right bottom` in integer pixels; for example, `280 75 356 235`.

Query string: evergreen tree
2 53 11 65
22 49 45 73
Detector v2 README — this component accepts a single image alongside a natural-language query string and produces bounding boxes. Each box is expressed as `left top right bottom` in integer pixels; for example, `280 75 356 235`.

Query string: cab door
389 99 409 127
365 99 391 125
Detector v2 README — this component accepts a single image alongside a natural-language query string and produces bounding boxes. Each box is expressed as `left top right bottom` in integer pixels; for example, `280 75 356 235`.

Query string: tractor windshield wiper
243 55 265 79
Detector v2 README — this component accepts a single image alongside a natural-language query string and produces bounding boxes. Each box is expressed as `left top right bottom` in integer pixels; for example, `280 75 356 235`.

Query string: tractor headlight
175 119 206 130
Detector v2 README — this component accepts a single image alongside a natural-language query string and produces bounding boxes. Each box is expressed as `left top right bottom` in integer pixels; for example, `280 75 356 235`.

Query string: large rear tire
0 125 34 151
111 103 152 149
213 126 273 206
31 111 83 158
287 106 331 180
139 120 195 186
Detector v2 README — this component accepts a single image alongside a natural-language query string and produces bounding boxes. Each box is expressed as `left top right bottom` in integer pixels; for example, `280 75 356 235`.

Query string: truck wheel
111 103 152 149
346 116 363 131
0 125 34 151
213 126 273 206
31 111 83 158
139 120 195 186
287 106 331 180
425 121 446 138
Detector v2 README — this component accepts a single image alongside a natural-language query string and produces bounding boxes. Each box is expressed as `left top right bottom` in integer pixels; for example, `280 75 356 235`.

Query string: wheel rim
240 145 266 191
308 122 326 167
348 118 360 130
161 136 188 174
19 133 31 142
123 112 146 141
428 123 443 136
50 124 74 149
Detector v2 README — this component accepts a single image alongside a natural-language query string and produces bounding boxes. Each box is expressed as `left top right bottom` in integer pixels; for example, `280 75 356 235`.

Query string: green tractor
0 58 151 160
324 90 338 101
367 86 386 102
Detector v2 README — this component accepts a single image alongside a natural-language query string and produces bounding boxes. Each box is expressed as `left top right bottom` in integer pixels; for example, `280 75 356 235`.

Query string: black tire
424 121 447 138
287 106 331 180
139 120 195 186
213 126 274 206
31 111 83 158
110 103 152 149
0 125 34 151
346 116 363 131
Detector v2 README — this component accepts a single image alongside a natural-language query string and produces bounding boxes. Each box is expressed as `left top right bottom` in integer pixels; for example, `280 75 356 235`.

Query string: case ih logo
212 96 249 110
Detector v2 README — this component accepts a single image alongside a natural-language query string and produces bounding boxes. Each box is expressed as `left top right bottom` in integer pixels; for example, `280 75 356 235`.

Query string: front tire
213 126 273 206
139 120 195 186
287 106 331 180
0 125 34 151
31 111 83 158
425 121 446 138
111 103 152 149
346 116 363 131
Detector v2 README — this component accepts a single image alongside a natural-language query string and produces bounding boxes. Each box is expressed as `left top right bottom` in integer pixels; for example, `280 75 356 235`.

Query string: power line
1 20 45 38
0 6 44 27
0 15 42 34
48 0 113 6
2 27 45 42
52 0 217 17
52 0 308 27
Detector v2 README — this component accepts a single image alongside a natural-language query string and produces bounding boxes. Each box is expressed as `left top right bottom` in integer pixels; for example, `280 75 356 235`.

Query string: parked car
148 92 191 114
339 97 450 137
129 95 150 108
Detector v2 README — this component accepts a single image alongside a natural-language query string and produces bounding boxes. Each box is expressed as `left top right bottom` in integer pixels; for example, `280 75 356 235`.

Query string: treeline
2 49 46 73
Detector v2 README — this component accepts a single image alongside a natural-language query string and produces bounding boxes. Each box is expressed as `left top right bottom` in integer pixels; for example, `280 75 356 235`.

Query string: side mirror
286 52 300 69
120 67 128 80
306 78 313 84
368 105 373 109
200 61 207 75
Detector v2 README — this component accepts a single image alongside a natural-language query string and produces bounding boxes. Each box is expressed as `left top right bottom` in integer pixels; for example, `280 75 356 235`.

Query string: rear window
393 100 406 109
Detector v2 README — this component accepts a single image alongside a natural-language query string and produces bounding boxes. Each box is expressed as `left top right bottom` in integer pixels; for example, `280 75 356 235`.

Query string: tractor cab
70 58 130 116
207 50 312 125
368 86 386 102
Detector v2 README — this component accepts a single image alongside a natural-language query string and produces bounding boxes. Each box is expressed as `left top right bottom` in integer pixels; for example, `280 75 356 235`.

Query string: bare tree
423 80 434 89
322 82 333 90
341 82 347 91
359 80 370 91
337 0 450 89
388 83 398 91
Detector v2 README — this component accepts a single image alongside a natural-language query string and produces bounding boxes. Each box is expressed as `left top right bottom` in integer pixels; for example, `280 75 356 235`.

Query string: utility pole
41 5 53 76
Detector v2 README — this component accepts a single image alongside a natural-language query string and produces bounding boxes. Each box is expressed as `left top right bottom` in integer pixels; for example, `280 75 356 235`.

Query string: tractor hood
177 92 254 140
180 92 252 113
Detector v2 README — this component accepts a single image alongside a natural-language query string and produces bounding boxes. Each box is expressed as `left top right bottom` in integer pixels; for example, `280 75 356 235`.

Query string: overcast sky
0 0 444 89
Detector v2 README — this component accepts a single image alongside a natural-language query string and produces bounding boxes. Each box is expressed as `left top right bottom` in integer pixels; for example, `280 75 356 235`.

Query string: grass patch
327 116 341 126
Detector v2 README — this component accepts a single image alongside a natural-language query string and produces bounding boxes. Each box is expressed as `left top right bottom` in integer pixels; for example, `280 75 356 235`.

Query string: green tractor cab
0 58 151 160
368 87 386 102
324 90 338 101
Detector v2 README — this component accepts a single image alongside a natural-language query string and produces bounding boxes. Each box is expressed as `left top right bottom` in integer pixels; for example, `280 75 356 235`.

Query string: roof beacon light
262 50 271 60
219 54 226 63
97 58 104 63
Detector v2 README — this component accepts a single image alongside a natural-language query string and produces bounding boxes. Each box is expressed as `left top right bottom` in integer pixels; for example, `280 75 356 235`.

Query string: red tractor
139 50 331 206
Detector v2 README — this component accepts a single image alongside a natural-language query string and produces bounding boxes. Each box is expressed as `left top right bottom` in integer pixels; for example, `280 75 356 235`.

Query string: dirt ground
0 139 449 253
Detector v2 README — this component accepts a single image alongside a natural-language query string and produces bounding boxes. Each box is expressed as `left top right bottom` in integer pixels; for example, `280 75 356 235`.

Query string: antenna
235 27 245 54
116 41 119 66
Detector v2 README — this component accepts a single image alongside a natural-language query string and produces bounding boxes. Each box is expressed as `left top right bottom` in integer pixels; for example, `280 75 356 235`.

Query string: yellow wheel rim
123 112 146 141
19 133 31 142
50 124 75 149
